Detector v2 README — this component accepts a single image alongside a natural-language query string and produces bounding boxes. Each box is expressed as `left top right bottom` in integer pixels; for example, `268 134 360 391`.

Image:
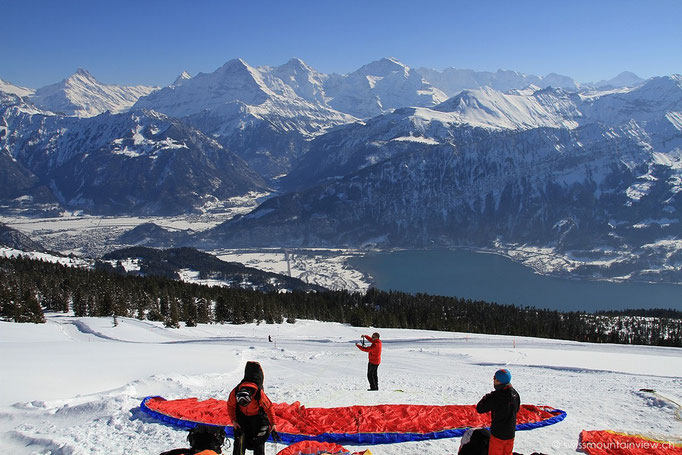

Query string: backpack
235 361 265 407
459 428 490 455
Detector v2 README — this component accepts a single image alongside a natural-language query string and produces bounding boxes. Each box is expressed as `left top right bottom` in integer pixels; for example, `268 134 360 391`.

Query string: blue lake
348 249 682 312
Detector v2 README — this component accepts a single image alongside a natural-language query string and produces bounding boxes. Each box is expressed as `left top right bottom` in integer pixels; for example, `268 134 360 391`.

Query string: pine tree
19 289 45 323
165 297 180 328
72 288 86 317
196 297 210 324
0 286 18 322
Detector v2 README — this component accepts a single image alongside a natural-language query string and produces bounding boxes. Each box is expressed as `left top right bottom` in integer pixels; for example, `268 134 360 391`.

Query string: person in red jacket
356 332 382 391
226 362 277 455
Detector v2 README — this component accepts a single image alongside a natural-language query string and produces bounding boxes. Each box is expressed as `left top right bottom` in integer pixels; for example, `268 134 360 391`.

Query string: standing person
475 369 520 455
226 361 277 455
355 332 382 391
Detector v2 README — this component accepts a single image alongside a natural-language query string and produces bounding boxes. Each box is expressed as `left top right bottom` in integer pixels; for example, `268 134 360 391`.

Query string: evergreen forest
1 255 680 347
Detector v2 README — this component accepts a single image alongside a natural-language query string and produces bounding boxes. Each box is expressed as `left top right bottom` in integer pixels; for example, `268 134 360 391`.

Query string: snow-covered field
215 249 371 292
1 315 680 454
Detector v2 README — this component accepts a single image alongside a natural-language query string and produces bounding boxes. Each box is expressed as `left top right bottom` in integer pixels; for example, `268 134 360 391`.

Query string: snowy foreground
1 315 681 455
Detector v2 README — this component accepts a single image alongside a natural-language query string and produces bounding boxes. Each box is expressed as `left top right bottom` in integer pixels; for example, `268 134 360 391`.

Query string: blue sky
3 0 681 88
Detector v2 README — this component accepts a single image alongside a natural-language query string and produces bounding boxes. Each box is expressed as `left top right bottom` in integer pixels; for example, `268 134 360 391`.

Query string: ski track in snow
1 315 681 454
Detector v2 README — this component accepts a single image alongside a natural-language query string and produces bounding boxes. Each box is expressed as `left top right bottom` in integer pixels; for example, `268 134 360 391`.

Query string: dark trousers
233 411 269 455
367 362 379 390
233 432 265 455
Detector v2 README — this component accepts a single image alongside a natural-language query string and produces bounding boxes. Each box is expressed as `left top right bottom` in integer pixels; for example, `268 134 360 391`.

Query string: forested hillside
1 255 679 346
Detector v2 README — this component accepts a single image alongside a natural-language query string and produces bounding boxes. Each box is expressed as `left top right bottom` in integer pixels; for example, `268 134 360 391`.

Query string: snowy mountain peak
30 70 156 118
322 58 446 118
214 58 272 95
73 68 95 80
266 58 328 105
355 57 409 77
282 57 312 71
134 58 277 119
172 71 192 86
595 71 645 88
270 58 320 80
542 73 578 90
217 58 253 74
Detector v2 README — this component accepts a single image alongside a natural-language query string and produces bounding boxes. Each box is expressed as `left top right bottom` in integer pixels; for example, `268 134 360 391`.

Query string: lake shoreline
348 248 682 312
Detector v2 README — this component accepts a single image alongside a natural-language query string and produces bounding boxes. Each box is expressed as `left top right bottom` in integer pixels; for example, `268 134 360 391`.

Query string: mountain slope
283 77 682 191
101 246 325 292
0 78 35 100
0 107 269 215
0 223 49 252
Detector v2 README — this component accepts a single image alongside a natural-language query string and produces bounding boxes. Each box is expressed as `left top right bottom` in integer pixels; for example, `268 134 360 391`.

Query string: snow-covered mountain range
415 67 644 97
0 58 586 179
199 75 682 282
132 57 449 176
132 58 357 177
416 67 578 96
283 76 682 190
2 58 681 281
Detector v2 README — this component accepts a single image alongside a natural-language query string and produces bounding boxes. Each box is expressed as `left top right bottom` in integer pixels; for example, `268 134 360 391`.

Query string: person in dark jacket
475 369 520 455
355 332 382 390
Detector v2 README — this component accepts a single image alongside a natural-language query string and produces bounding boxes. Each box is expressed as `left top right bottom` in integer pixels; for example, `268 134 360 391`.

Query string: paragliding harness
159 424 226 455
233 362 272 455
458 427 490 455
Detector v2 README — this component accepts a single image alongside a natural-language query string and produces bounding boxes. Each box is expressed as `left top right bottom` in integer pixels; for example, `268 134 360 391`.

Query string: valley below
3 207 680 312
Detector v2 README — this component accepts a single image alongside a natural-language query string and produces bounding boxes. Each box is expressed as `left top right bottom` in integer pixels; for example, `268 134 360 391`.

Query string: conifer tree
196 297 210 324
165 297 180 328
0 286 18 321
19 289 45 323
72 288 86 317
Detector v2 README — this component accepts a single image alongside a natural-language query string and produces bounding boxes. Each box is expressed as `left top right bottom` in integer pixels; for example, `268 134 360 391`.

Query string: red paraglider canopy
275 440 371 455
141 396 566 445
